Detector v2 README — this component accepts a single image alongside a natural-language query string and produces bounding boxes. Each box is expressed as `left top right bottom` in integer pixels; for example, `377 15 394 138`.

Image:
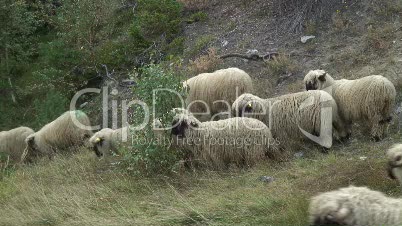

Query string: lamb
232 91 348 149
0 127 34 165
89 127 133 157
304 69 396 141
309 186 402 226
183 67 254 122
387 144 402 186
309 144 402 226
170 109 278 168
24 110 93 161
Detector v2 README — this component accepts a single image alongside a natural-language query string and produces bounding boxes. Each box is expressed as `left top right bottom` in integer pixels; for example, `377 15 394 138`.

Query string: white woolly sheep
0 127 34 165
89 127 134 157
309 186 402 226
232 91 348 149
170 110 278 168
184 67 254 122
25 110 93 160
304 69 396 141
387 144 402 186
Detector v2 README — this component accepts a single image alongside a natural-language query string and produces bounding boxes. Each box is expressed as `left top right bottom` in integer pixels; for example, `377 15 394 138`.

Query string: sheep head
89 128 114 157
387 144 402 184
171 113 199 138
304 70 334 91
309 191 354 226
24 134 42 161
232 93 265 119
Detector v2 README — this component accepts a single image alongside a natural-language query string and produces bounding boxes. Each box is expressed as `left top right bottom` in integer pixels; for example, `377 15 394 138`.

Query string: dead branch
219 51 279 61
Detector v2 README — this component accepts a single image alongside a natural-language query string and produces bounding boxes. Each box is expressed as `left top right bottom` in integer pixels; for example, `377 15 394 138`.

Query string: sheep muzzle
93 145 103 157
171 119 187 138
387 161 402 180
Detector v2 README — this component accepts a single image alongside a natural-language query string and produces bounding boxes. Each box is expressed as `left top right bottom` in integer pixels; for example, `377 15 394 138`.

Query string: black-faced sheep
387 144 402 186
170 110 278 168
0 127 34 165
309 186 402 226
24 110 93 160
89 127 133 157
232 91 347 150
304 70 396 141
184 67 254 122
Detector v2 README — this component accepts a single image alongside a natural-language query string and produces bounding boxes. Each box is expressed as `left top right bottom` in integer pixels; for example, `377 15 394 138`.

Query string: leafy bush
129 0 183 46
123 64 187 174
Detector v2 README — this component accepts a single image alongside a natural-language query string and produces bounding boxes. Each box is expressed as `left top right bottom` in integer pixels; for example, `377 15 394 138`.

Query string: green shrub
38 40 82 68
186 11 208 23
131 0 183 40
186 35 215 58
123 64 187 174
33 91 68 129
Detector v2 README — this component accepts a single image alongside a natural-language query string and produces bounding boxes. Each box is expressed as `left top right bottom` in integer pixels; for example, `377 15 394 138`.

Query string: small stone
359 156 367 161
259 176 275 183
294 152 304 158
301 35 316 43
221 40 228 47
246 49 259 54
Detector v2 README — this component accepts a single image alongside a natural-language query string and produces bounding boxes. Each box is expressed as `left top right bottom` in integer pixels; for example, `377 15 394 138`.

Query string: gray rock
259 176 275 183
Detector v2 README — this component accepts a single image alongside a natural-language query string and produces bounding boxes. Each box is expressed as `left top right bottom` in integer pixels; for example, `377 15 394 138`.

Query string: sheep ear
318 72 326 82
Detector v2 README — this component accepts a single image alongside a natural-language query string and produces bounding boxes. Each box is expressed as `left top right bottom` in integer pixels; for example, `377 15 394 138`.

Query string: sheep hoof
312 217 343 226
321 148 330 154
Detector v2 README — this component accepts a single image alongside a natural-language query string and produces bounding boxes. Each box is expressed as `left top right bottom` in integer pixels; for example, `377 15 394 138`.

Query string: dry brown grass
264 54 300 77
366 25 395 52
188 48 223 75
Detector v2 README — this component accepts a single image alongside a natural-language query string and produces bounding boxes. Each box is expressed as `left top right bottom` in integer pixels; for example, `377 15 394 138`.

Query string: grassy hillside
1 0 402 225
1 135 401 225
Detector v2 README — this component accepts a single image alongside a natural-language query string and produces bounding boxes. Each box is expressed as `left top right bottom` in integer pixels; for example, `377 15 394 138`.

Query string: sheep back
26 110 93 159
0 127 34 165
233 90 343 149
331 75 396 123
185 68 253 121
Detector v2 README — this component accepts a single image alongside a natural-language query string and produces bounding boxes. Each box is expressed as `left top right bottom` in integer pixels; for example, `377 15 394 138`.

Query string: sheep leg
370 114 384 141
333 119 351 141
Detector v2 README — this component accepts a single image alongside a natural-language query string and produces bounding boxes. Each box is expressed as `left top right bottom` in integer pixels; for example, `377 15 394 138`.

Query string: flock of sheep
0 66 400 225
